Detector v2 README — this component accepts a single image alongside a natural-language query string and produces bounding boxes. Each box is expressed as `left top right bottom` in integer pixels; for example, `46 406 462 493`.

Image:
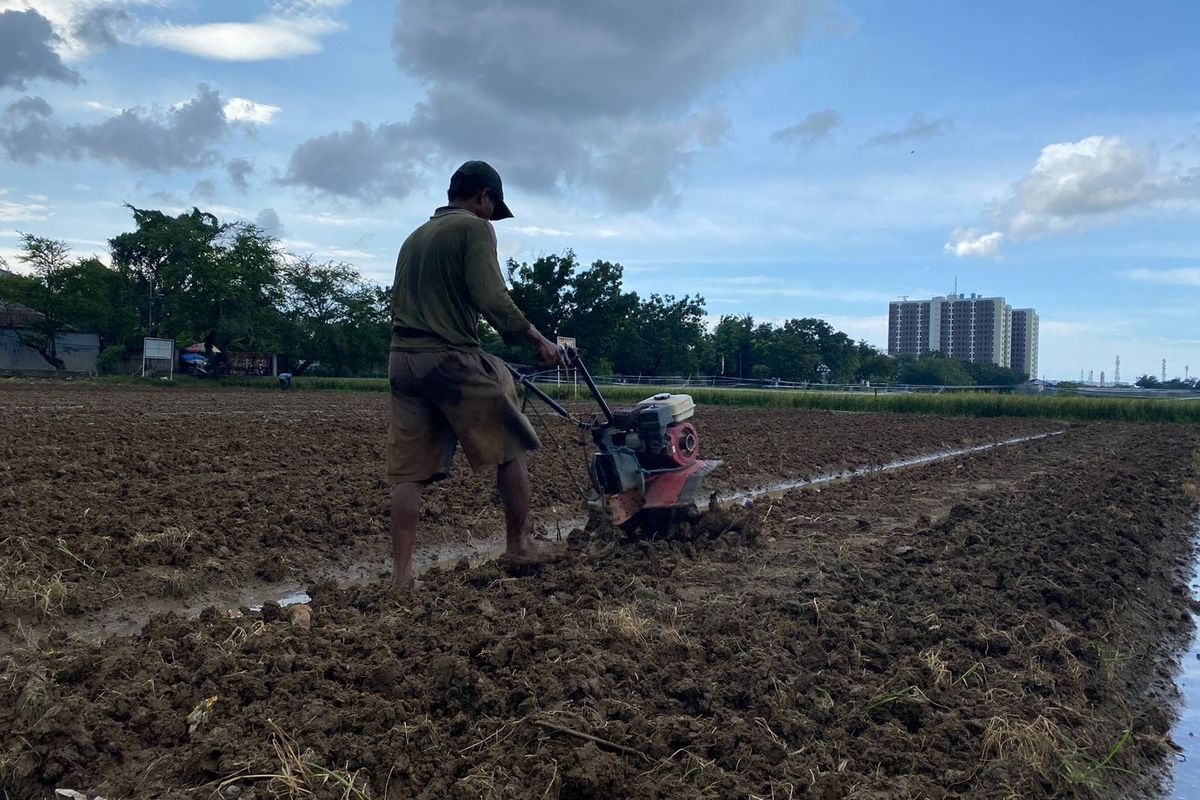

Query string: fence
517 369 1200 400
518 368 1022 395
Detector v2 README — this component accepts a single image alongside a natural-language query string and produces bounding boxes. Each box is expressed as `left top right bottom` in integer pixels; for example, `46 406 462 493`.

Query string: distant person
278 372 293 390
386 161 566 590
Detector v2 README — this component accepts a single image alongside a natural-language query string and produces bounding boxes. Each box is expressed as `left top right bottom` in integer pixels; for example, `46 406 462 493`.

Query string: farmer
387 161 566 589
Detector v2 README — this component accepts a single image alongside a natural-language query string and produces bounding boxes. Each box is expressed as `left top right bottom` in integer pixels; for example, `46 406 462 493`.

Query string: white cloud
26 193 48 201
513 225 572 237
944 228 1004 258
1119 267 1200 288
138 12 343 61
223 97 281 124
949 135 1200 252
296 211 379 227
280 238 380 263
0 189 50 222
0 245 24 268
85 100 120 113
325 247 379 260
1007 136 1167 238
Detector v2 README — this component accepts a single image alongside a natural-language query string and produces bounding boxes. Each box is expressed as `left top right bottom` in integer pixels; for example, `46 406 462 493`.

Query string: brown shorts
387 350 541 484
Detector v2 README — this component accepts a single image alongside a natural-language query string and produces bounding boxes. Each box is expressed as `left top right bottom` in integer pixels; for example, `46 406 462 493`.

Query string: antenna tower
1088 370 1094 384
1162 359 1167 382
1100 371 1105 386
1115 355 1120 384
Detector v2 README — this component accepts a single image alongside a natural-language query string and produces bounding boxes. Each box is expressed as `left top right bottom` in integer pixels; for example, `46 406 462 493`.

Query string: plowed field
1 382 1197 799
0 382 1054 636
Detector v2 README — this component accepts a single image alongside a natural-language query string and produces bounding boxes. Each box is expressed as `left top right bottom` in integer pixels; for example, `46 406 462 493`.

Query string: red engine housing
663 421 700 468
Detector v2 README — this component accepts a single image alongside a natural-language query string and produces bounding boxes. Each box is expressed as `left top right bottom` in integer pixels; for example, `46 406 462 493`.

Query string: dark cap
449 160 514 220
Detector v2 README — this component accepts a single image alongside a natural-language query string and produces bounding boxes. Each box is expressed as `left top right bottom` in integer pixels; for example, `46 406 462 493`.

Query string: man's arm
524 325 566 367
464 225 565 366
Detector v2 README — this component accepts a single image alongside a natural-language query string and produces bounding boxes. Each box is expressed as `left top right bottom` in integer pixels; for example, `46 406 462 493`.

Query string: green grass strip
81 375 1200 424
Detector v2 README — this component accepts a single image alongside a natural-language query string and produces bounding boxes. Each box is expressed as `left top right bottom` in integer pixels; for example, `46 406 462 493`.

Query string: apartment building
888 294 1037 375
1010 308 1039 379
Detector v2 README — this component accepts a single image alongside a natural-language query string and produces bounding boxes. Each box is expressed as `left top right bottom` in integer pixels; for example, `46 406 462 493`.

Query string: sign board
555 337 578 394
144 338 174 360
142 337 174 379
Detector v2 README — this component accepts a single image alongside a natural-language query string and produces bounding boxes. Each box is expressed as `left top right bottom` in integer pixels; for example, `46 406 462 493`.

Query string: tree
2 234 78 370
499 251 641 369
109 205 224 339
505 251 575 340
710 315 754 377
962 360 1027 386
560 259 639 364
200 223 285 354
0 236 142 370
281 257 388 376
623 293 707 375
1135 374 1160 388
109 205 284 353
895 353 974 386
855 340 896 384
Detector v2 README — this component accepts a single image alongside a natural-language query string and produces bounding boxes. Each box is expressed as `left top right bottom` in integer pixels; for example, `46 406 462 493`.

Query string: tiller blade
602 459 723 525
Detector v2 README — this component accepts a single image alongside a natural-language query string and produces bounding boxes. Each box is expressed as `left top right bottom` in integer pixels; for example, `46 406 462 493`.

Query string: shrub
97 345 126 374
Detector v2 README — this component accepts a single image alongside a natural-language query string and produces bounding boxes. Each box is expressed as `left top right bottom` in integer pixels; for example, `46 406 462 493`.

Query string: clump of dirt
2 423 1196 799
577 503 760 549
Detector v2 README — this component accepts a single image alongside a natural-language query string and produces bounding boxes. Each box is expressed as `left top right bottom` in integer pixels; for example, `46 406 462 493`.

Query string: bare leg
498 457 561 562
390 481 422 588
497 456 532 555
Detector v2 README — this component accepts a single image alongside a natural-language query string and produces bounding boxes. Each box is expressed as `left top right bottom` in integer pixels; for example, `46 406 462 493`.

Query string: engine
589 394 701 496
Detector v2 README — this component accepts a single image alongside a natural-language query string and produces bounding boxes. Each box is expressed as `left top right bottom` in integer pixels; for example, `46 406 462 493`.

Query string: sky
1 0 1198 381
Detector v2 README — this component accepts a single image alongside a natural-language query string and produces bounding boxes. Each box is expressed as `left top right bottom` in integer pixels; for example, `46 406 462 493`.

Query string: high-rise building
1010 309 1039 379
887 300 934 357
935 295 1011 367
888 293 1037 374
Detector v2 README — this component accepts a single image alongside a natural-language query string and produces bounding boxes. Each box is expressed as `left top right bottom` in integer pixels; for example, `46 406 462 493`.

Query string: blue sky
1 0 1197 380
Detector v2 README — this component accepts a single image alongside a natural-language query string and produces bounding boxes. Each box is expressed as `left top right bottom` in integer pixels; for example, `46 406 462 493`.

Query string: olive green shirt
390 207 531 352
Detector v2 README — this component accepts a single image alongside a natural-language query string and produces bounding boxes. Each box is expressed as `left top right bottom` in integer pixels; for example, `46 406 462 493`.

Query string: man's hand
525 326 567 367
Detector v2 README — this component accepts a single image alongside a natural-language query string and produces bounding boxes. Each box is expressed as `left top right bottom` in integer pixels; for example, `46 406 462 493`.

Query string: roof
0 303 81 331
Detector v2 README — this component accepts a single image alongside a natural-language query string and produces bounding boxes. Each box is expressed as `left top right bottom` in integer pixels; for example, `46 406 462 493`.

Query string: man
387 160 565 589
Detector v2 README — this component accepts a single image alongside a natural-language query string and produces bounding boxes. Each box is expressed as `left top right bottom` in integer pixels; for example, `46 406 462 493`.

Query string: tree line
1 206 1030 385
1135 375 1198 390
1 205 389 376
490 251 1028 385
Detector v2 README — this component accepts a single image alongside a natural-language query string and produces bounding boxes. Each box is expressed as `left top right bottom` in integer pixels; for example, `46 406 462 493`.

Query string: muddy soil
0 382 1054 636
1 421 1195 799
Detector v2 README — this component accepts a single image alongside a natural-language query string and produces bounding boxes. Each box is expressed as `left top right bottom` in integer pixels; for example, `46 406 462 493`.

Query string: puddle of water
1168 519 1200 799
244 535 508 611
720 430 1066 504
249 517 589 611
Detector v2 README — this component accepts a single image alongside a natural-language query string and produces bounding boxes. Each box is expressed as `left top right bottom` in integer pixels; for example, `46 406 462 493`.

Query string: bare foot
389 575 424 591
499 540 567 566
